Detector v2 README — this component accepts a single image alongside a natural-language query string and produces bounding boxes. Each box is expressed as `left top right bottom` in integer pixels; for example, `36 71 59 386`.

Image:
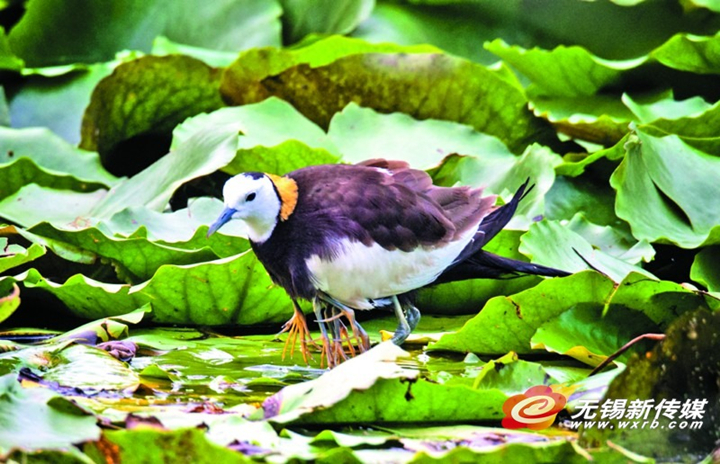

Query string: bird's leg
278 299 318 364
317 292 370 352
391 295 412 345
326 305 348 366
406 303 422 332
313 297 334 368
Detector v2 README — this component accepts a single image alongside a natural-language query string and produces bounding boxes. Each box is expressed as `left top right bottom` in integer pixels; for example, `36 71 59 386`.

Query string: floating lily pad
0 373 100 457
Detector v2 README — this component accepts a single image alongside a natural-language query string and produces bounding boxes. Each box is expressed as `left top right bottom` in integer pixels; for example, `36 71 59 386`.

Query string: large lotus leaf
683 0 720 12
610 128 720 248
8 0 282 67
222 50 559 154
7 60 120 145
544 175 618 227
16 251 292 326
0 27 23 72
554 133 628 178
85 428 249 464
103 198 251 264
530 304 656 367
519 219 653 282
562 215 654 265
0 127 118 201
0 185 107 229
621 92 720 153
416 230 542 314
429 145 561 230
580 309 720 459
691 246 720 292
93 98 340 220
0 373 100 457
80 55 225 172
485 39 644 98
0 279 20 324
17 222 238 283
328 103 514 168
263 342 585 425
150 36 238 68
0 238 45 274
650 31 720 74
50 306 148 345
350 2 540 65
28 344 140 392
429 271 704 355
280 0 374 43
622 92 713 123
529 94 633 147
220 35 439 108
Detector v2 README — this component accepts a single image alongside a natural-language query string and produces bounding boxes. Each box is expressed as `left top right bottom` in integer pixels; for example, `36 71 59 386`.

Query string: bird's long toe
278 302 318 364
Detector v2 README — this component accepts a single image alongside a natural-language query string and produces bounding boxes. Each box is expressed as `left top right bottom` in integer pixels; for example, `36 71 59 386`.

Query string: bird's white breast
305 228 475 309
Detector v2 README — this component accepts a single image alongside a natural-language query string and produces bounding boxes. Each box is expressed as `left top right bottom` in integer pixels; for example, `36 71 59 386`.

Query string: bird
207 159 569 367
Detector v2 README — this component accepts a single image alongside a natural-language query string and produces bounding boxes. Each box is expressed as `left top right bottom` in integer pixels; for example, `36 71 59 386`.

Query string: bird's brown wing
289 160 497 252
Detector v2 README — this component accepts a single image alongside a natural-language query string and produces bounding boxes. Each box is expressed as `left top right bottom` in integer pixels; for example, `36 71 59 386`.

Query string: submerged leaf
0 373 100 457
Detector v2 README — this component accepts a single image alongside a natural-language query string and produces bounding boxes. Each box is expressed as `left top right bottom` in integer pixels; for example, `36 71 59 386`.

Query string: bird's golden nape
208 159 570 368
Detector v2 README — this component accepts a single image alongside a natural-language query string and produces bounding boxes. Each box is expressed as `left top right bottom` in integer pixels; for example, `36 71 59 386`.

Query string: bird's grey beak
207 207 236 237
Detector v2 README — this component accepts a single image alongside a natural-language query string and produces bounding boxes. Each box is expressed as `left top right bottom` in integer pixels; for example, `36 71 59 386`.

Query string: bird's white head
207 172 283 243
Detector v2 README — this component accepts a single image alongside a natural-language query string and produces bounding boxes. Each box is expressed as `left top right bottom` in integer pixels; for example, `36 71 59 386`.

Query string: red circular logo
502 385 567 430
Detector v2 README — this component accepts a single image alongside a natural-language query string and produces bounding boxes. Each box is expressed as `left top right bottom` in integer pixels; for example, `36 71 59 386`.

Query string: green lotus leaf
7 60 121 145
691 246 720 292
0 279 21 324
651 32 720 74
0 127 118 202
220 35 439 109
429 271 704 355
429 145 562 230
17 252 291 326
485 39 644 98
519 218 654 282
529 94 633 147
329 103 514 169
222 43 559 154
0 373 100 457
85 428 249 464
544 175 618 227
610 128 720 248
0 238 45 274
281 0 374 44
79 55 226 172
263 342 588 425
92 98 336 220
8 0 282 67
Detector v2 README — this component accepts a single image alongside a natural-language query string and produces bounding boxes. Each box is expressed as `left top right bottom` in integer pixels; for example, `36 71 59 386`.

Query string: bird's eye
245 192 256 202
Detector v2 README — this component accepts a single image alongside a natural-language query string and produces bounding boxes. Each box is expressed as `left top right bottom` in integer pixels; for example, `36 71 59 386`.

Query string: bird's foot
339 308 370 353
390 295 412 346
317 292 371 354
278 302 319 364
